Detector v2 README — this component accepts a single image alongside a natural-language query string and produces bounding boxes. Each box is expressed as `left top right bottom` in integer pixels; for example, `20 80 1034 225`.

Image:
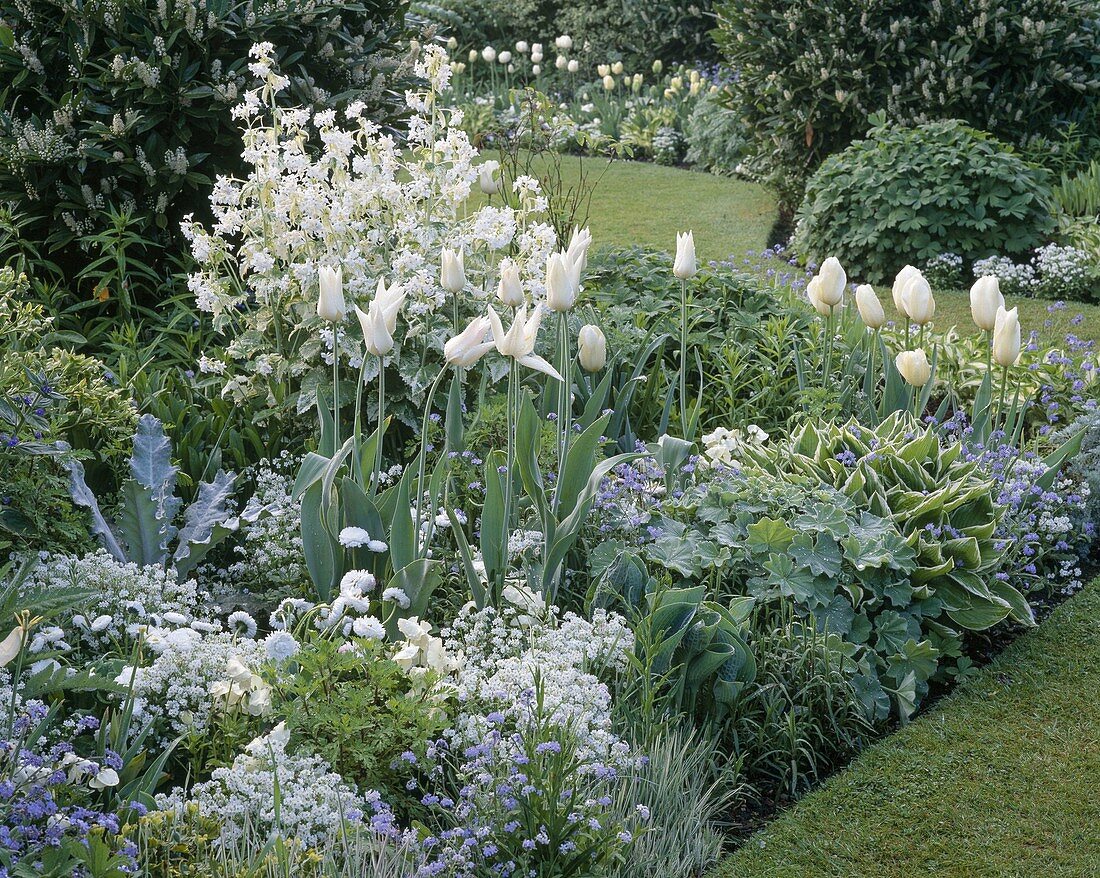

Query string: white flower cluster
443 599 633 763
973 246 1098 301
27 551 212 657
122 631 265 743
701 424 769 467
182 42 557 408
157 723 363 848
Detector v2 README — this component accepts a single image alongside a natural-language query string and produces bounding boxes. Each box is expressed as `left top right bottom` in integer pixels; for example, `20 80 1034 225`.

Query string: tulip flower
556 55 568 70
447 36 458 50
902 272 935 326
440 248 466 294
855 284 885 329
531 43 543 55
895 349 931 387
970 276 1004 333
891 264 920 318
674 231 697 280
566 226 592 290
532 64 541 75
653 60 663 74
516 41 529 54
481 46 496 62
993 306 1020 367
486 304 561 380
598 64 610 77
602 74 615 91
499 51 512 64
354 279 404 359
317 265 346 323
578 324 607 372
612 61 624 75
817 257 846 306
468 49 478 63
445 316 495 368
497 261 525 307
545 251 576 312
555 34 572 50
567 59 579 73
0 624 25 667
478 160 501 195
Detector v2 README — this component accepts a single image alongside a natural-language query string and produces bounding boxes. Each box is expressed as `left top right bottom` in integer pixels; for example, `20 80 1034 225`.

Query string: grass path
710 579 1100 878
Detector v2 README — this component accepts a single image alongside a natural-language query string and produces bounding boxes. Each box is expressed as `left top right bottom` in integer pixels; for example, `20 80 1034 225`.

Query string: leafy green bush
0 0 408 307
684 88 747 176
793 121 1054 283
716 0 1100 213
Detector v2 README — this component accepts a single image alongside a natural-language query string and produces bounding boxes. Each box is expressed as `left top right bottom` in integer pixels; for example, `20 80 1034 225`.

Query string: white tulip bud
566 226 592 282
653 59 663 74
556 54 568 70
674 231 697 280
611 61 624 75
567 59 579 73
468 49 478 63
447 36 458 50
355 302 393 358
478 159 501 194
531 50 543 63
545 252 576 312
578 324 607 372
532 43 543 55
481 46 497 63
497 262 525 307
440 248 466 293
555 35 573 50
817 256 846 306
317 265 345 322
892 264 920 317
805 276 832 317
532 64 541 75
499 50 512 64
598 64 610 77
902 272 935 325
855 284 885 329
516 41 529 54
895 349 931 387
445 316 495 368
970 276 1004 332
602 74 615 91
993 306 1021 367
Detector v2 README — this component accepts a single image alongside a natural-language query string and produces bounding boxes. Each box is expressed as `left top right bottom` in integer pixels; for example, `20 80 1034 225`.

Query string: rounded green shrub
793 120 1055 283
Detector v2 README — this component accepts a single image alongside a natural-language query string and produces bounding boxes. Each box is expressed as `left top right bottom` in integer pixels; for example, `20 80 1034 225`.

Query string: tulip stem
375 363 385 496
414 367 447 560
556 312 571 513
996 364 1010 434
679 277 689 437
332 345 340 453
504 364 516 533
352 355 369 486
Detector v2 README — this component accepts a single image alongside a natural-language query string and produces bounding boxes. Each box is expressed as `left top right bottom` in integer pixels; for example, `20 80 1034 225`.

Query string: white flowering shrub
0 0 408 305
973 244 1100 302
157 724 373 848
183 43 558 428
26 551 212 658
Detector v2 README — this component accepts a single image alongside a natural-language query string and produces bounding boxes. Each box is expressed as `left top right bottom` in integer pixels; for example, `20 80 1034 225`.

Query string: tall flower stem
352 355 369 485
375 364 386 496
996 364 1010 433
555 312 572 513
414 368 447 558
679 277 689 436
332 346 340 452
504 365 516 531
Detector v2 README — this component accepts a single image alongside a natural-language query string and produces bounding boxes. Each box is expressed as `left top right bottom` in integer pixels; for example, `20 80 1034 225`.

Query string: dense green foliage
0 0 408 308
684 89 748 176
793 121 1054 282
716 0 1100 213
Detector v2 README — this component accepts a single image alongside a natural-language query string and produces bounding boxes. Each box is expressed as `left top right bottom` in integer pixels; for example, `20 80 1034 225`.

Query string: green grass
710 579 1100 878
531 156 1100 343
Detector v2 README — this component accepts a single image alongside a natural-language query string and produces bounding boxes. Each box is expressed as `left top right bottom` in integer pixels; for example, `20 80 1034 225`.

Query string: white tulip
817 256 846 306
0 625 24 667
555 34 573 50
566 226 592 288
602 74 615 91
611 61 624 75
481 46 497 63
855 284 885 329
485 304 562 379
970 276 1004 332
516 41 529 54
440 248 466 293
497 261 525 307
902 272 935 325
632 73 643 91
556 54 568 70
891 264 920 317
531 43 543 55
89 767 120 790
499 51 512 64
895 349 931 387
478 159 501 194
531 50 544 64
445 316 496 368
545 251 576 312
317 265 345 322
805 276 832 317
653 59 663 74
578 324 607 372
447 36 458 50
674 230 697 280
993 306 1021 367
598 64 610 77
355 302 392 358
468 49 478 63
567 59 579 73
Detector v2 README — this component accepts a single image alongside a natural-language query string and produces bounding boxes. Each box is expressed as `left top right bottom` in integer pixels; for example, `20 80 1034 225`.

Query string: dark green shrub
716 0 1100 214
0 0 408 308
793 121 1054 283
684 88 747 175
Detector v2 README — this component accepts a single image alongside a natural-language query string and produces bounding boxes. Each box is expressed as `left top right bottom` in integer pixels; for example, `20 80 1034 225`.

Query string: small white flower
227 611 257 638
89 767 120 790
340 569 377 596
89 615 113 633
381 587 410 609
263 631 300 663
352 616 386 639
338 526 372 548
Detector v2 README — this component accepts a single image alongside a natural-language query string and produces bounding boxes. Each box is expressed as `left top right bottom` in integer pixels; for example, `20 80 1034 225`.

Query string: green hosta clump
643 414 1031 721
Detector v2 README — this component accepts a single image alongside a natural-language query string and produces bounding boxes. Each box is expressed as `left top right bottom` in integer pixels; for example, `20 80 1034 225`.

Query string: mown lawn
710 579 1100 878
531 157 1100 344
